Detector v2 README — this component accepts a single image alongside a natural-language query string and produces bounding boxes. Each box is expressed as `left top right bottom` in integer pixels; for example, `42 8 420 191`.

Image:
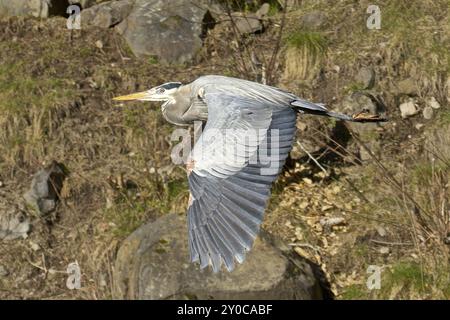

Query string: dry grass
349 139 450 299
283 31 328 81
0 16 215 299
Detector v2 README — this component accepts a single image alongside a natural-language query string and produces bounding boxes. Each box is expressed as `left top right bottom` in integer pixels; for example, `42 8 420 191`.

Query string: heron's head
113 82 182 102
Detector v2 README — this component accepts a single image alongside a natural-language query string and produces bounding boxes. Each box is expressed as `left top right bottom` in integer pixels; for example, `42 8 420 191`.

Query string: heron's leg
186 158 195 175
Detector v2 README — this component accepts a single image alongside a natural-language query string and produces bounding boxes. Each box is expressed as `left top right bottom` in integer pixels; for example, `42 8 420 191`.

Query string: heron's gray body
114 75 386 272
163 75 328 272
164 75 328 126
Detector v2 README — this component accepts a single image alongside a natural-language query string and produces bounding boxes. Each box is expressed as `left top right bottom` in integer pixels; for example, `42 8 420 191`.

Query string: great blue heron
114 75 385 272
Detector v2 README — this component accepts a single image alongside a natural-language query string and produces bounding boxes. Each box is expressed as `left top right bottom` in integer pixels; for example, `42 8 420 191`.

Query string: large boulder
69 0 96 9
0 0 67 18
115 0 215 63
80 0 134 29
113 213 327 300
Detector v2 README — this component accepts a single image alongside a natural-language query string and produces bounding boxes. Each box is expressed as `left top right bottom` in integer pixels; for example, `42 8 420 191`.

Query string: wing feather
186 80 297 272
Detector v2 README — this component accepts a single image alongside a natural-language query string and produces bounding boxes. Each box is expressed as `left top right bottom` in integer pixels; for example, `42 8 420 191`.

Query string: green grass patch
105 199 150 238
345 82 367 94
388 261 424 289
148 55 159 65
341 284 367 300
285 31 328 57
0 62 74 114
105 177 188 237
411 160 449 188
437 110 450 125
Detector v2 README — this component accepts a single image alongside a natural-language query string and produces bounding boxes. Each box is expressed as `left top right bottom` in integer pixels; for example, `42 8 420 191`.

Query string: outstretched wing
187 90 296 272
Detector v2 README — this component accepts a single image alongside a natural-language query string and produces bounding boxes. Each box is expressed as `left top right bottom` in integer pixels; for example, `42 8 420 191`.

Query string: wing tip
193 251 248 273
189 228 252 273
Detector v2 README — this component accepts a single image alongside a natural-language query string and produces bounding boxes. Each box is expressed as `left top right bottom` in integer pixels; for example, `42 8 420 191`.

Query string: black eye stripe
153 82 182 94
160 82 182 90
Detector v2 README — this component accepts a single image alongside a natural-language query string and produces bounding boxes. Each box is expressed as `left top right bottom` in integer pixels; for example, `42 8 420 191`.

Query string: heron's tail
290 100 387 123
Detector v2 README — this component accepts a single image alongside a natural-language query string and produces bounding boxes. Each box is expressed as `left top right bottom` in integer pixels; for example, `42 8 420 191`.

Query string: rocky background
0 0 449 299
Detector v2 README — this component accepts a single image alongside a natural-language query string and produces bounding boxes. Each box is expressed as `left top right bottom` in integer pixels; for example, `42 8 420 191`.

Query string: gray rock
30 241 41 251
355 67 375 89
0 265 9 277
69 0 95 9
0 206 30 241
359 146 372 161
80 0 133 29
0 0 69 18
376 226 387 237
426 97 440 109
116 0 214 63
23 161 67 216
301 11 328 30
340 92 382 136
422 106 433 120
219 2 270 37
399 99 418 118
95 39 103 49
0 0 50 18
233 12 263 34
341 93 379 115
256 3 270 18
113 213 326 300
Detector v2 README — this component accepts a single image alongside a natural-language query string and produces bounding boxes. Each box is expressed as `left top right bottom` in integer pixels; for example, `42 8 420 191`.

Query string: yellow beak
113 91 149 101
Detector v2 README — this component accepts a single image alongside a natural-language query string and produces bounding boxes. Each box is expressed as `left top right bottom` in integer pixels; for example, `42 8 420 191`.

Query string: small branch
289 242 322 254
370 239 414 246
296 141 328 175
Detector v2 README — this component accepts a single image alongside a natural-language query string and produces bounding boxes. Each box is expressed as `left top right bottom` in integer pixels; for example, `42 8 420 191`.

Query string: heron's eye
157 88 165 94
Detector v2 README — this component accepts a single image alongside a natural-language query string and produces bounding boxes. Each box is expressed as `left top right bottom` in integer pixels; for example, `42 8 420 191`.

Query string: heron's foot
351 110 388 123
188 193 195 208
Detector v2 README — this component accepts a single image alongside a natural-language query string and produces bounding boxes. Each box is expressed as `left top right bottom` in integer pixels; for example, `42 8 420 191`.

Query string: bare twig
266 0 288 84
370 239 414 246
296 141 328 175
289 242 322 254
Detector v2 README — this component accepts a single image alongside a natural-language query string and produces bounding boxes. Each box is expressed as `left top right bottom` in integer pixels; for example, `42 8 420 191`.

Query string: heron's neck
161 85 192 126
